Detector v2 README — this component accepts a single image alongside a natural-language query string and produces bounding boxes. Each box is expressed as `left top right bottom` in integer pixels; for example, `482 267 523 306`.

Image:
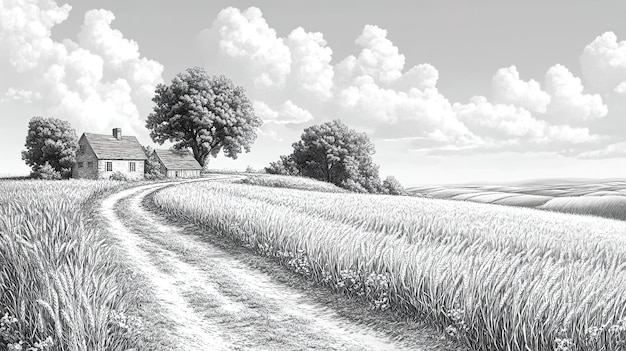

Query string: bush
381 176 408 196
33 162 62 180
109 171 129 181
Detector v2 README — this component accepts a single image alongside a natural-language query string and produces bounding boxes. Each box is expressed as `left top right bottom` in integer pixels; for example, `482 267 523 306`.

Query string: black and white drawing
2 1 626 350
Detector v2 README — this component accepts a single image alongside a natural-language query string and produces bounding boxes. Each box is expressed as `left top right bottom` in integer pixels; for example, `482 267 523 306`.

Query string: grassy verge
152 181 626 351
0 179 175 350
143 192 463 350
238 174 347 193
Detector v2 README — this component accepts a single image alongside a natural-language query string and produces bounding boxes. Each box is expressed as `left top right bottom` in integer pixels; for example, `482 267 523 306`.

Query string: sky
2 0 626 185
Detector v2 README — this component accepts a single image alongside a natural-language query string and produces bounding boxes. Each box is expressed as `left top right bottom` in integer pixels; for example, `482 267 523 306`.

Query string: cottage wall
97 159 145 180
165 169 201 178
73 137 98 179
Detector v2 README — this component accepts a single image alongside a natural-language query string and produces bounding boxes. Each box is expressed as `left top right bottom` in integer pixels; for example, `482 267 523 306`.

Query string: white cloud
197 7 624 158
254 100 314 124
77 10 163 107
1 87 42 103
543 64 607 123
0 0 164 137
394 63 439 91
253 100 279 120
615 81 626 94
336 25 405 85
491 66 550 113
580 31 626 93
205 7 291 89
287 27 334 100
338 74 476 143
0 0 71 71
579 142 626 159
280 100 314 124
454 96 599 149
77 10 139 67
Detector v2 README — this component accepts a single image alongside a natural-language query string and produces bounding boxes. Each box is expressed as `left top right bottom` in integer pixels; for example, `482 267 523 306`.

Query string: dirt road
100 179 458 351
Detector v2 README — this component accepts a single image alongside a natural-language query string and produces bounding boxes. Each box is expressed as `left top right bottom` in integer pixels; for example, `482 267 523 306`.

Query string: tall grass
153 181 626 351
238 174 347 193
0 180 142 350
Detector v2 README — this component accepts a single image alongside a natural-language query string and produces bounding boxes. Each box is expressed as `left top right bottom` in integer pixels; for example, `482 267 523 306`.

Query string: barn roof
154 149 202 170
82 133 147 160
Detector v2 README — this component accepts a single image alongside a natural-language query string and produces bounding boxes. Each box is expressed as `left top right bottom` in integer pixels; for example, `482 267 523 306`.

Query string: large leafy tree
266 120 384 193
146 67 262 168
21 116 78 179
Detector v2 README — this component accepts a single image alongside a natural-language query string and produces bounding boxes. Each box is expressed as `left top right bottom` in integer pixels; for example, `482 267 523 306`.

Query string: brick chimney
112 128 122 140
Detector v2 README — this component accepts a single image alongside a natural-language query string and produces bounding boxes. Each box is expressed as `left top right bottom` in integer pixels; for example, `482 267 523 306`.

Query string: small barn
154 149 202 178
73 128 147 180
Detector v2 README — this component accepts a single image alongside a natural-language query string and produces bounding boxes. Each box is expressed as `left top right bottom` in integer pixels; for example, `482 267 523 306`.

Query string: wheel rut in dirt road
102 179 455 351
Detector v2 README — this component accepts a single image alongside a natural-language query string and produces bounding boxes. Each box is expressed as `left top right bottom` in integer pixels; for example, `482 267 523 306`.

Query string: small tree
146 67 262 170
268 120 384 193
265 155 300 176
22 116 78 179
381 176 408 195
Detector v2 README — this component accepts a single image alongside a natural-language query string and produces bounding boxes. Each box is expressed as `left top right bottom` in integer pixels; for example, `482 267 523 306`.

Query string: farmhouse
153 149 202 178
73 128 147 180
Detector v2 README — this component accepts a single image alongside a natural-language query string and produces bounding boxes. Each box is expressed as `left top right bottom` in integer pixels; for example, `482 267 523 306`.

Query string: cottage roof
154 149 202 170
82 133 147 160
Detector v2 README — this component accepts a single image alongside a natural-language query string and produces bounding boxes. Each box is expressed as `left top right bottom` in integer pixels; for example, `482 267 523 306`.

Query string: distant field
153 180 626 351
409 179 626 220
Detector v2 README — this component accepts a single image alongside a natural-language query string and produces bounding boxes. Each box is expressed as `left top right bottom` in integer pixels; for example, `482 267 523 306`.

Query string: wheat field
0 180 142 350
153 181 626 351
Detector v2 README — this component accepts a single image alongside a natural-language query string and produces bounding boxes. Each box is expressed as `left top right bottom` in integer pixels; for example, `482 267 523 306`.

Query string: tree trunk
201 154 210 172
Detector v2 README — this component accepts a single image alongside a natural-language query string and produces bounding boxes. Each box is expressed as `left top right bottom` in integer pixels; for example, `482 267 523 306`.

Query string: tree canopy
21 116 78 179
146 67 262 168
266 120 395 193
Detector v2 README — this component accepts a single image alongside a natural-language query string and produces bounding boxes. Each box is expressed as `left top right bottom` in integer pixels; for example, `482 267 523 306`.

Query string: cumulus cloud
394 64 440 91
580 31 626 93
337 74 475 143
287 27 334 100
454 96 600 150
254 100 314 125
203 7 291 89
336 25 405 85
0 0 163 136
544 64 607 123
492 66 550 113
196 7 625 158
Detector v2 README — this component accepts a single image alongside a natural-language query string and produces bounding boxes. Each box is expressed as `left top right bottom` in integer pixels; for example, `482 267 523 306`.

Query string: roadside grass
114 196 344 350
238 174 347 193
153 181 626 351
0 180 152 350
140 192 462 350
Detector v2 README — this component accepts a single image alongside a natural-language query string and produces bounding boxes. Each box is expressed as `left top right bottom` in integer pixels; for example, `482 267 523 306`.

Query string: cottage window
129 161 136 172
77 162 83 168
106 162 113 172
87 161 93 169
79 144 85 155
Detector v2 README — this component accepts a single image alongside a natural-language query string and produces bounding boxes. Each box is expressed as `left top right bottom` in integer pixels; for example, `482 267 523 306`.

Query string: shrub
381 176 408 196
34 162 62 180
109 171 129 181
